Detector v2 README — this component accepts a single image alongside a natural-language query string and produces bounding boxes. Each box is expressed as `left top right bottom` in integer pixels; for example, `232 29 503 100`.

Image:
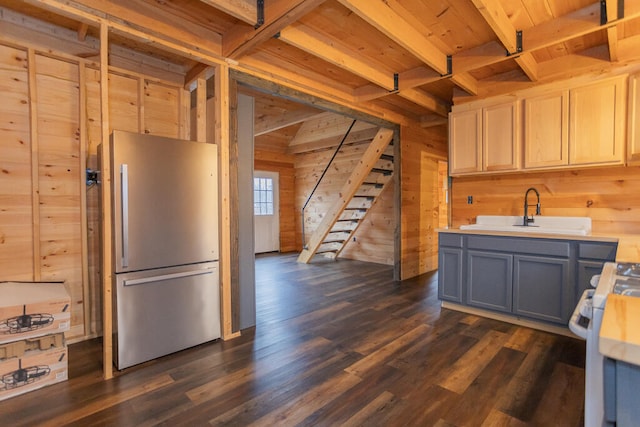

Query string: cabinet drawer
578 243 617 260
467 235 570 257
439 233 463 248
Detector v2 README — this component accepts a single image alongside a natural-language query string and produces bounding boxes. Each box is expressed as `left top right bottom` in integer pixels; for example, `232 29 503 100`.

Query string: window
254 177 274 215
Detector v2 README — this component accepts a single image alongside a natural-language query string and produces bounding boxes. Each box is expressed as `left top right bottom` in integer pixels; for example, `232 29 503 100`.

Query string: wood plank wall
400 125 448 280
0 39 188 342
450 166 640 261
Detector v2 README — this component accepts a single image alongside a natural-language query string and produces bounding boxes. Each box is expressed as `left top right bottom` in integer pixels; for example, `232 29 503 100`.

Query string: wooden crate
0 282 70 344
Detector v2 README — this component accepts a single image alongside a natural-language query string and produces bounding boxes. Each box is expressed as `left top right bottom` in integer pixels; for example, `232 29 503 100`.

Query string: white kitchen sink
459 215 592 236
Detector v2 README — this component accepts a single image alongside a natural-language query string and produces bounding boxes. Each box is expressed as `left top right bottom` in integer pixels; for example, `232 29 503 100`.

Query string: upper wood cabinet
449 101 519 175
569 77 626 166
449 109 481 174
629 73 640 165
483 102 520 172
523 91 569 169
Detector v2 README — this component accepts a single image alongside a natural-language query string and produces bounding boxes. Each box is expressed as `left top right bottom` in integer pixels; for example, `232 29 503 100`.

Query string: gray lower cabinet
438 232 617 326
467 251 512 313
438 247 463 303
513 255 570 323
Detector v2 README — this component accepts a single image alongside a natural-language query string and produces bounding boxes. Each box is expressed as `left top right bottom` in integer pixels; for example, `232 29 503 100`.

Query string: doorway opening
254 171 280 254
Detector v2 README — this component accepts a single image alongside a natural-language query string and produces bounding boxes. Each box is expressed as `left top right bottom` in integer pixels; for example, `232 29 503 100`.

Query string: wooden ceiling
2 0 640 153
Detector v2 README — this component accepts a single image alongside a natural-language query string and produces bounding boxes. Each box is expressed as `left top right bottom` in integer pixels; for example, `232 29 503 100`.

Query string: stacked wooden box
0 282 70 401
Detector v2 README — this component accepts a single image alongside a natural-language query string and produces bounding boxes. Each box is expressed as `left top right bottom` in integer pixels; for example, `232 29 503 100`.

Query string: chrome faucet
523 187 541 226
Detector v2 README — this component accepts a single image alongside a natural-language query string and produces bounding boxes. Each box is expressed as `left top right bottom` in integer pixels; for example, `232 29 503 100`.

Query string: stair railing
301 119 357 249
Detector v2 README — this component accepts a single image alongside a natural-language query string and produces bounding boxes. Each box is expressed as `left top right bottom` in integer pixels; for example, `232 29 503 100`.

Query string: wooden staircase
297 127 394 263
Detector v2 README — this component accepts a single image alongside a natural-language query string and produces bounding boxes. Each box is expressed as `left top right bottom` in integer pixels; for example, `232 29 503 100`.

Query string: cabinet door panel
438 248 464 303
524 91 568 168
513 255 570 324
483 102 519 171
449 110 481 174
467 251 512 313
570 78 625 165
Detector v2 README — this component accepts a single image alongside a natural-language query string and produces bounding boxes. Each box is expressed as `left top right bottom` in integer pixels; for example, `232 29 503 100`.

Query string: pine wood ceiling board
287 126 379 154
198 0 256 26
468 58 521 81
222 0 326 58
296 1 424 74
255 125 302 154
288 112 376 146
416 78 457 105
278 23 398 91
364 96 423 124
470 0 540 81
135 0 239 35
386 0 497 55
249 38 371 91
334 0 449 75
252 93 324 137
546 0 596 17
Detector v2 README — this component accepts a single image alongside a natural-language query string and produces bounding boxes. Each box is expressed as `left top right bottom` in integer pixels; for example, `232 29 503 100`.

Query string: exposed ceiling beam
470 0 539 81
353 67 441 102
451 73 479 96
77 22 89 41
199 0 257 26
398 89 449 117
605 0 622 62
607 25 620 62
278 23 396 90
458 41 640 103
335 0 448 75
255 111 326 136
605 0 622 22
185 63 213 87
58 0 224 55
523 2 621 52
222 0 325 58
420 115 448 128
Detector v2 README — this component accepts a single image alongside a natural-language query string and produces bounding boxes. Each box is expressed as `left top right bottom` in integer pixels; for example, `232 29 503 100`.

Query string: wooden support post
196 77 207 142
99 21 114 380
79 63 90 337
215 63 239 340
27 48 41 282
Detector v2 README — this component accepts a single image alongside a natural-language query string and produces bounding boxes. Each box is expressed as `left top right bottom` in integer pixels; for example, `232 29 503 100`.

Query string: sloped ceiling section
3 0 640 147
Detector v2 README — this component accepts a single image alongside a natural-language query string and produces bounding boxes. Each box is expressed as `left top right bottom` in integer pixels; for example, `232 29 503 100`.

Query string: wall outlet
467 196 473 204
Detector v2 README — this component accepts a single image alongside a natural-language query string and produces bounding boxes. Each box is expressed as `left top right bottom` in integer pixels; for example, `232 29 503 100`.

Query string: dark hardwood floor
0 253 586 426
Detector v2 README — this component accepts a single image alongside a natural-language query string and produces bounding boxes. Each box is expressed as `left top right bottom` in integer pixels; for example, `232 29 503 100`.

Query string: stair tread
316 249 338 254
361 182 384 188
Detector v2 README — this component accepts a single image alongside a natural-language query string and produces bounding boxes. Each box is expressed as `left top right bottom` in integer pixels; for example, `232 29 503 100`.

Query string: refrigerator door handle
123 269 213 286
121 163 129 268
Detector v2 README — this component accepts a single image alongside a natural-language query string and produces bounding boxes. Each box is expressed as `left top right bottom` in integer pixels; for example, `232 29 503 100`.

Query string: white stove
569 262 640 427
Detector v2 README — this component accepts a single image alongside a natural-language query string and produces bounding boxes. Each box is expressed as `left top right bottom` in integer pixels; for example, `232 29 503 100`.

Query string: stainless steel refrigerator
107 130 220 370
